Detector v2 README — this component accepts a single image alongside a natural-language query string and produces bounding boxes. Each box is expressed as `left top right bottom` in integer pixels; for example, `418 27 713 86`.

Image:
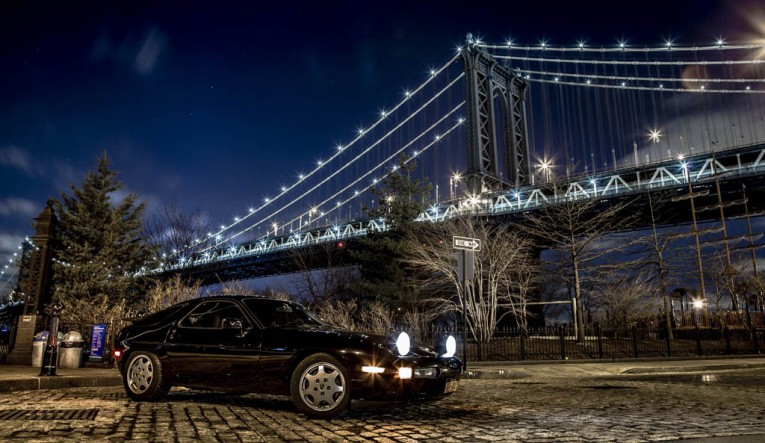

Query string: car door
165 300 258 390
242 299 301 395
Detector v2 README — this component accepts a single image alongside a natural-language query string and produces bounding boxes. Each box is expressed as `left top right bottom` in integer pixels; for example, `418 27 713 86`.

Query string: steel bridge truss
418 143 765 222
163 219 387 273
162 142 765 275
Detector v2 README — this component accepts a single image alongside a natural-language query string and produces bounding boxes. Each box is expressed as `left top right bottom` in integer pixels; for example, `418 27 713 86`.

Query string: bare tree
590 271 660 330
144 202 210 257
403 217 537 346
357 300 395 335
213 280 260 296
288 242 356 304
140 275 201 314
313 298 358 331
514 180 637 342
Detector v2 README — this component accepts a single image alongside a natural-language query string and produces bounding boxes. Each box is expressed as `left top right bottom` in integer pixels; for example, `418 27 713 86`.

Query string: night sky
0 0 759 266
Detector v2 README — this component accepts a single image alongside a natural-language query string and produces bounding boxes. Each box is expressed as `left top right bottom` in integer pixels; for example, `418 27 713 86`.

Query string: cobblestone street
0 369 763 442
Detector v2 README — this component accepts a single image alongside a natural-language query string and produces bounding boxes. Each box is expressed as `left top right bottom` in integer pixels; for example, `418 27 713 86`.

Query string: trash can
59 331 84 369
31 331 48 368
31 331 62 367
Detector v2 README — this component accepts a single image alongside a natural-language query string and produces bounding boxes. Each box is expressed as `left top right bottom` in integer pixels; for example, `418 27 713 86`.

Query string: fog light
414 367 437 378
361 366 384 374
398 367 412 379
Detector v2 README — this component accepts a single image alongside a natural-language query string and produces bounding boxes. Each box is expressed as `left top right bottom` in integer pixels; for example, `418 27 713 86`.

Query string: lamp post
40 301 63 376
450 172 462 200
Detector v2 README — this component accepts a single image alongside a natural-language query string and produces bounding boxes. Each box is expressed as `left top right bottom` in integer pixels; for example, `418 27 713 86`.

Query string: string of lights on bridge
199 77 465 252
174 53 462 260
195 104 464 255
470 38 765 94
187 113 469 266
475 37 765 53
218 105 466 250
0 237 39 300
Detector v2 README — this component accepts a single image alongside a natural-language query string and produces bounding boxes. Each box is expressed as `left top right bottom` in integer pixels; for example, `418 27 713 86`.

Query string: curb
0 374 122 392
621 362 765 374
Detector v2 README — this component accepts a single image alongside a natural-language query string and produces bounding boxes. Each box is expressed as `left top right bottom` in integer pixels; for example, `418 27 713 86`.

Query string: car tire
123 351 170 401
290 353 351 419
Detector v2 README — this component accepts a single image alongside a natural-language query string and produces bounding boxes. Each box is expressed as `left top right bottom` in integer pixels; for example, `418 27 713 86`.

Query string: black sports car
113 295 462 418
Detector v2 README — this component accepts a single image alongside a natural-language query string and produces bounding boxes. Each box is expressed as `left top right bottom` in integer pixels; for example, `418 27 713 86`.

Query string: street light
450 172 463 200
537 158 553 183
272 222 278 237
648 128 662 144
692 298 706 327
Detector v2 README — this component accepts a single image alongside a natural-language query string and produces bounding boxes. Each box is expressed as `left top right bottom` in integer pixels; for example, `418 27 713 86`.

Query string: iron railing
408 325 765 361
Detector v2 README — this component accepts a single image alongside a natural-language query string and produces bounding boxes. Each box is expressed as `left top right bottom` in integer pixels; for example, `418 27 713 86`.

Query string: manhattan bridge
3 35 765 292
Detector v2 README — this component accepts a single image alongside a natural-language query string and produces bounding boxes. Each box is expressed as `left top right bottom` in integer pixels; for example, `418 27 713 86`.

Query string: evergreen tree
52 152 155 331
351 154 431 308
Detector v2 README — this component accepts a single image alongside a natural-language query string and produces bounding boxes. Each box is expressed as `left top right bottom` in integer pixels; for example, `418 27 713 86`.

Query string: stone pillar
7 201 56 365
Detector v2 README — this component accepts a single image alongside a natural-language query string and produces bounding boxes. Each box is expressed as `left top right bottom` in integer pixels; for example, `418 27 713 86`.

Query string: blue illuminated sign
89 324 107 361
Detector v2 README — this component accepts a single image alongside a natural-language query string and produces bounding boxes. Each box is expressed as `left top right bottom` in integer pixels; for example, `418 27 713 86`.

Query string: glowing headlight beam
443 335 457 358
396 332 411 356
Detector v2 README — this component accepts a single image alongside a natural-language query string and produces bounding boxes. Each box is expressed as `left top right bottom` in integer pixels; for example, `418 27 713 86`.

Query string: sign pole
462 253 468 372
453 236 479 373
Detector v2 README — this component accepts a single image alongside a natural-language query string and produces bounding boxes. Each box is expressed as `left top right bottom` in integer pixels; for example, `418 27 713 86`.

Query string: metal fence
410 326 765 361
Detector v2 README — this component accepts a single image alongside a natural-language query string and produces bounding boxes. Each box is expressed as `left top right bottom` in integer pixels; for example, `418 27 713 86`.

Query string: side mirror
222 318 243 330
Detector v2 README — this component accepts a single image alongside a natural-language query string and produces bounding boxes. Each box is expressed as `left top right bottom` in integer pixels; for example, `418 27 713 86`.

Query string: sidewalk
1 356 764 391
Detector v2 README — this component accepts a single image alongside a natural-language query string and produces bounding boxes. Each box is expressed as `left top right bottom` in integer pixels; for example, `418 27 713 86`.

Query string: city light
648 129 662 143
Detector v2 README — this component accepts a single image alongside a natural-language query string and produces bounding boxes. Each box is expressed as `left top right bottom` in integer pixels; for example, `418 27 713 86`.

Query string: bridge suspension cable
190 53 462 253
277 106 465 238
208 101 466 249
524 77 764 94
491 54 765 67
516 68 765 84
478 42 765 53
201 73 464 252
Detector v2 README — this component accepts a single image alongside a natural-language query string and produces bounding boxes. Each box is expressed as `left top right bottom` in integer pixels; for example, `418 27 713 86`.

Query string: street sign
453 236 481 251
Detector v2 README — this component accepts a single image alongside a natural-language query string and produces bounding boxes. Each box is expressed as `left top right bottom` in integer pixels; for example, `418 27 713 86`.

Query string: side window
179 301 249 329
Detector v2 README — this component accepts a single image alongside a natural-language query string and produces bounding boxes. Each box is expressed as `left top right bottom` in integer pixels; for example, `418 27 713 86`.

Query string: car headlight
396 332 410 356
443 335 456 358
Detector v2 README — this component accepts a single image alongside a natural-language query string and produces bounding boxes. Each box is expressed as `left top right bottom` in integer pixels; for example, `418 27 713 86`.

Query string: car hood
286 324 439 358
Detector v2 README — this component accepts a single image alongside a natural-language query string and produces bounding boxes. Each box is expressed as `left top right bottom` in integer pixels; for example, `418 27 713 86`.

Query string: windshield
243 299 326 328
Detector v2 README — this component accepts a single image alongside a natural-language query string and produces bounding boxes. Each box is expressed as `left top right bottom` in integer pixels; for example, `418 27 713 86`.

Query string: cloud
0 146 41 176
135 27 166 75
0 233 25 267
0 233 24 253
91 26 167 76
0 198 38 218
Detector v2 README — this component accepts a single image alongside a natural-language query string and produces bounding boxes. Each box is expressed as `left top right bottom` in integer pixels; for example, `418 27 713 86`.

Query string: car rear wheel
290 353 350 419
123 351 170 401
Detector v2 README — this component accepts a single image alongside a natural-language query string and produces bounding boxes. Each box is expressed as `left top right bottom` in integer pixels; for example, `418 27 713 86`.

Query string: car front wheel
290 353 351 419
123 351 170 401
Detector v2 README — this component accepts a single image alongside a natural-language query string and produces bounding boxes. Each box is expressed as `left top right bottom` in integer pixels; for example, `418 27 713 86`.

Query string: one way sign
453 236 481 251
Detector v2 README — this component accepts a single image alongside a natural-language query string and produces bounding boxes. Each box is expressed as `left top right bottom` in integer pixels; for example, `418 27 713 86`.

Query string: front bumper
350 357 462 401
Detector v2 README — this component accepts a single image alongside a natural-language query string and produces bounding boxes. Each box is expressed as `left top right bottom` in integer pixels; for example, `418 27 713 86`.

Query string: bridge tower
462 34 531 194
6 200 57 365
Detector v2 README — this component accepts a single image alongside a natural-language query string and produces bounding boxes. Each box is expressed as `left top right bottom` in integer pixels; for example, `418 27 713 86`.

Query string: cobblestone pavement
0 369 763 442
